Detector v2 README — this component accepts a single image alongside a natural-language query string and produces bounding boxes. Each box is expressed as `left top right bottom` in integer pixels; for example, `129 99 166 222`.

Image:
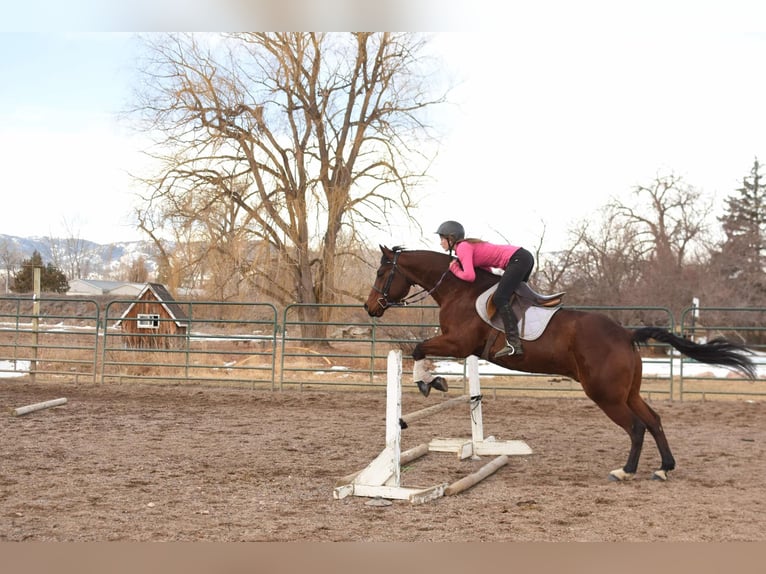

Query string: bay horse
364 245 757 481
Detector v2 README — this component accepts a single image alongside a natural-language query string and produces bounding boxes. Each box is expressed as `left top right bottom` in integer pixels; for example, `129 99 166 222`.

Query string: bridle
371 248 451 308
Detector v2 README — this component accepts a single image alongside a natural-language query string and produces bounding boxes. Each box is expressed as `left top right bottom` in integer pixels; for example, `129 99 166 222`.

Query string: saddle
475 282 565 342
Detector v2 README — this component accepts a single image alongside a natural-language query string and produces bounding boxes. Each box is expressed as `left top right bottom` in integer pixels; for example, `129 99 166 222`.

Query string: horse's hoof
430 377 448 393
416 380 431 397
399 417 408 430
652 469 669 481
608 468 635 481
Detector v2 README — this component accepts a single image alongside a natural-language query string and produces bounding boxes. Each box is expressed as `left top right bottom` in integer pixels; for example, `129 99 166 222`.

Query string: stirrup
495 340 523 358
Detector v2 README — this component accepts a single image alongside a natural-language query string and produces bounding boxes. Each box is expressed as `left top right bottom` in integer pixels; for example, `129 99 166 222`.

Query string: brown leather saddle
484 282 564 317
476 282 565 342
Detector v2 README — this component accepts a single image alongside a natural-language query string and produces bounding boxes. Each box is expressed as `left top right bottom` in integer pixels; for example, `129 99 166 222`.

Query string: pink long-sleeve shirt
449 241 520 282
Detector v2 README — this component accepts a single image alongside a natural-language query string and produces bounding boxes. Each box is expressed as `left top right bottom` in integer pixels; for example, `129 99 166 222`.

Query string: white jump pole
399 394 470 427
10 398 67 417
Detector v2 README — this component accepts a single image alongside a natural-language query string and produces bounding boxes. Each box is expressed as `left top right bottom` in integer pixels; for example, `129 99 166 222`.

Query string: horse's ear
380 245 389 254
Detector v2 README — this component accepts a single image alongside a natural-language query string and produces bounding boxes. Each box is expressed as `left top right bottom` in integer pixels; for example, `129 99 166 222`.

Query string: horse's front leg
412 335 469 397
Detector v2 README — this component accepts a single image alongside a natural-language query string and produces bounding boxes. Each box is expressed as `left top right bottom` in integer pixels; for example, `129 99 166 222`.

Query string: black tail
633 327 757 380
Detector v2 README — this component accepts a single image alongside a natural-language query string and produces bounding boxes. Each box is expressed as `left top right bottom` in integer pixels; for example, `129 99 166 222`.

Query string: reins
372 248 450 308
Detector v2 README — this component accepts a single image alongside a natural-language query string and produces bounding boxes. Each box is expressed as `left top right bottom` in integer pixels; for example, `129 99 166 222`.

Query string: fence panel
0 296 100 383
279 303 393 390
679 306 766 400
101 301 278 389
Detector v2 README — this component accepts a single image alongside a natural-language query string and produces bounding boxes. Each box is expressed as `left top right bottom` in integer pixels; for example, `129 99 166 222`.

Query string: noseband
372 248 450 308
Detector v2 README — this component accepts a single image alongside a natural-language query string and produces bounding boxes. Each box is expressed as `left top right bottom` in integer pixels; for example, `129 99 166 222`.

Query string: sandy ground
1 379 764 542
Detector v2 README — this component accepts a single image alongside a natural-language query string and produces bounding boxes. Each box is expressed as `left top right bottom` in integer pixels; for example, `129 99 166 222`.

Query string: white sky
1 2 766 250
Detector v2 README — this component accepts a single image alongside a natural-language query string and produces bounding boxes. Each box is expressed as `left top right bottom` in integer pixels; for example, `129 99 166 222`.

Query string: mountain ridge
0 233 159 280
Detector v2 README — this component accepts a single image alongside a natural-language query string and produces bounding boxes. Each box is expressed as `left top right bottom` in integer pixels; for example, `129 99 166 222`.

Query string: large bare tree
612 173 712 314
130 33 447 320
613 173 711 270
551 173 714 317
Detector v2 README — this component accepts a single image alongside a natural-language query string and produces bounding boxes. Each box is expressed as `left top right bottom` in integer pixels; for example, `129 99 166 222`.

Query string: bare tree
46 218 94 280
612 173 712 314
552 173 713 317
612 173 711 270
130 33 447 328
127 256 150 283
535 222 585 295
0 238 22 294
550 204 645 306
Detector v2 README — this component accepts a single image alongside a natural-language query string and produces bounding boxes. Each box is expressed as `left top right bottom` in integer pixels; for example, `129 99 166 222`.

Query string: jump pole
333 351 532 504
10 398 67 417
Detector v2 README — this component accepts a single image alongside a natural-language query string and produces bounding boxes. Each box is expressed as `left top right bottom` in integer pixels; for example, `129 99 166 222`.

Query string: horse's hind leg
596 401 647 481
627 395 676 481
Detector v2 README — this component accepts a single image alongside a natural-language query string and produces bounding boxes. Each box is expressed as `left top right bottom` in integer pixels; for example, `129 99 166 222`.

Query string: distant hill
0 234 160 280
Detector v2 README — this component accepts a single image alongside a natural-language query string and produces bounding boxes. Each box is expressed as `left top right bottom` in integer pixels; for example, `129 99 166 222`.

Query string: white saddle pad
475 285 561 342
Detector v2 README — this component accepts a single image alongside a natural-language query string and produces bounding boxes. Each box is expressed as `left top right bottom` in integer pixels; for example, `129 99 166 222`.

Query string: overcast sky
1 2 765 251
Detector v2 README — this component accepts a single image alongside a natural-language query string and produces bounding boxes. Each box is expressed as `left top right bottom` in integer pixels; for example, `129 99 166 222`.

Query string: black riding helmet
436 220 465 241
436 220 465 255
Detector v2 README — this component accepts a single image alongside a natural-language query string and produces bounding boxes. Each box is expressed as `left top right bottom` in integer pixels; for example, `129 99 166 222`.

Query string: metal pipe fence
679 306 766 400
0 297 100 383
101 300 279 389
0 296 763 400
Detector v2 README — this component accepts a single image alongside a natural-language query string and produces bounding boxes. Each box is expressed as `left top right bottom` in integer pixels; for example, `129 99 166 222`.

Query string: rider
436 220 535 358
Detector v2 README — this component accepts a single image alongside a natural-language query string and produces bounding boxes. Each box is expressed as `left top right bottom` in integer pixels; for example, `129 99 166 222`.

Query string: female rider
436 220 535 357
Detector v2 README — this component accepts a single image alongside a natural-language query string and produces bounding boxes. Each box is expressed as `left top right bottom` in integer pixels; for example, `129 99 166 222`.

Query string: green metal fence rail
279 302 475 392
0 297 100 383
1 296 762 401
278 303 677 400
101 300 279 389
679 306 766 400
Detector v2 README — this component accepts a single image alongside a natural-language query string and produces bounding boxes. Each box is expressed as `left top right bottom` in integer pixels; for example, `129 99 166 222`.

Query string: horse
363 245 757 481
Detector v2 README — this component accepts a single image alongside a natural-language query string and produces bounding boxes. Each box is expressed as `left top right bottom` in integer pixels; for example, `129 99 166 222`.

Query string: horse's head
364 245 413 317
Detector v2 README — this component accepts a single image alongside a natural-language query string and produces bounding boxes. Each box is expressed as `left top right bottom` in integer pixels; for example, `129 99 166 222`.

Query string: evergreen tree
715 158 766 303
11 251 70 294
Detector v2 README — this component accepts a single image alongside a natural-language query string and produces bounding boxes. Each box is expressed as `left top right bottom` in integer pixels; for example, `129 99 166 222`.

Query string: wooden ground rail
10 398 68 417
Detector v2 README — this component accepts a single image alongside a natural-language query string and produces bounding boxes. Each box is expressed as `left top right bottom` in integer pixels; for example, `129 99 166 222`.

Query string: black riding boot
495 303 523 358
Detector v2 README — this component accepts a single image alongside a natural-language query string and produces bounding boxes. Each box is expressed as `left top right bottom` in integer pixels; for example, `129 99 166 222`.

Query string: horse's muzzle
364 301 385 317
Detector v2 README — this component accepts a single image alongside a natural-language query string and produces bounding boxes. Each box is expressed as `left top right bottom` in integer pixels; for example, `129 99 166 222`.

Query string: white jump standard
333 351 532 504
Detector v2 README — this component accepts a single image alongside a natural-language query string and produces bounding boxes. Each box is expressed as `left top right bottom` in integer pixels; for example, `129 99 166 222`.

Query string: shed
114 283 189 348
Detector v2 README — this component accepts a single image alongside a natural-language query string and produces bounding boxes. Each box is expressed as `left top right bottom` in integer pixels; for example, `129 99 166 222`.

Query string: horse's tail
632 327 757 380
